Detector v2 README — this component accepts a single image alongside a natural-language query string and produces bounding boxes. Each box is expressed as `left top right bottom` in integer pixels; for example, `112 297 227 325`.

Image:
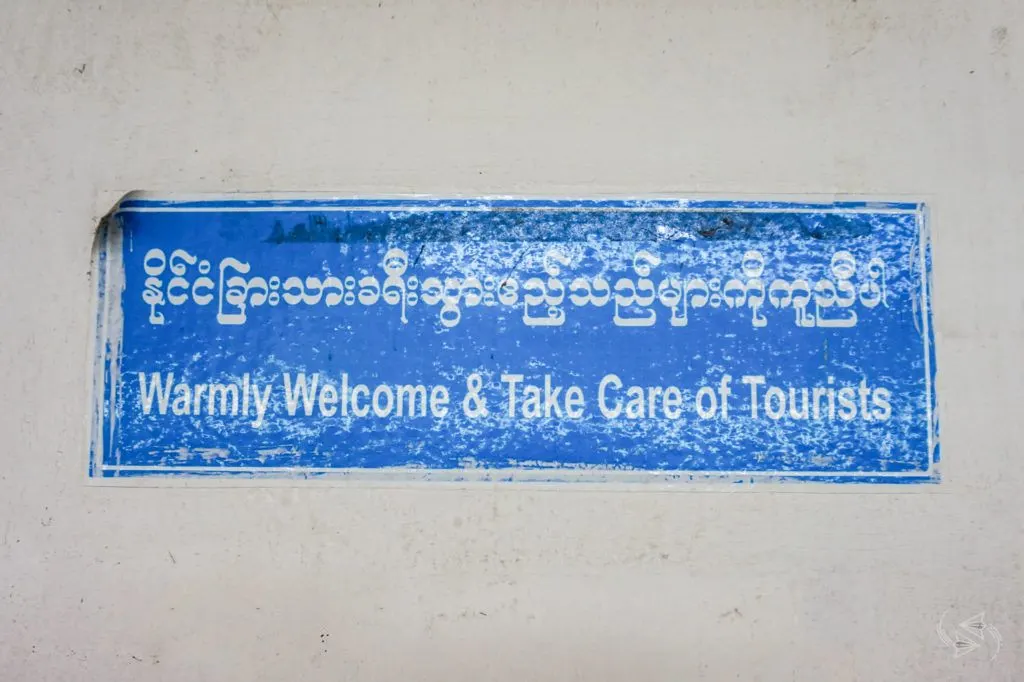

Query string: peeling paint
89 196 937 484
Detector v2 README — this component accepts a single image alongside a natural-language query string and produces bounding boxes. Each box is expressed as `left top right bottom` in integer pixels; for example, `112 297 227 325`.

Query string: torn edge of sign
88 206 125 481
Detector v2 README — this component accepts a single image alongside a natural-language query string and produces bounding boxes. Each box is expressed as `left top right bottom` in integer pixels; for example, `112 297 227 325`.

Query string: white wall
1 1 1021 680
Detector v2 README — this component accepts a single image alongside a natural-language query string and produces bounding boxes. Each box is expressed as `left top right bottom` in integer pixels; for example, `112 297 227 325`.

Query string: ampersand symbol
463 373 489 418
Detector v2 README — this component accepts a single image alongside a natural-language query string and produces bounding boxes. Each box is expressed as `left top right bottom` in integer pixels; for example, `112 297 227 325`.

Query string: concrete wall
1 1 1021 679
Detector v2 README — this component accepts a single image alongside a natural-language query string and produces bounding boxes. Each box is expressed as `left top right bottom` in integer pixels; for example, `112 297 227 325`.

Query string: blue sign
90 196 938 483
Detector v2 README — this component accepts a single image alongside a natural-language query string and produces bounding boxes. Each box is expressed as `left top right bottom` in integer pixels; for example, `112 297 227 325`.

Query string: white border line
119 206 919 215
919 207 934 472
101 464 933 478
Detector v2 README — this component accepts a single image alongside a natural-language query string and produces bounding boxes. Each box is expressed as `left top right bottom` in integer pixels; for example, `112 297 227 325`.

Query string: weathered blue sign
90 196 937 483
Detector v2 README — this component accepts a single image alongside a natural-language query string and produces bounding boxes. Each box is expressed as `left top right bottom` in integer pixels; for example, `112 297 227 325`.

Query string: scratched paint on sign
89 196 938 483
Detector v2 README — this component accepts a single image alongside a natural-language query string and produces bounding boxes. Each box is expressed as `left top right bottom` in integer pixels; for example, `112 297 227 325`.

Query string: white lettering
251 382 271 428
598 374 623 418
283 372 319 416
138 372 173 414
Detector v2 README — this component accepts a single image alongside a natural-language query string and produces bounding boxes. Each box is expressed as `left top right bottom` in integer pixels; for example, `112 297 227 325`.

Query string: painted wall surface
0 1 1021 680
